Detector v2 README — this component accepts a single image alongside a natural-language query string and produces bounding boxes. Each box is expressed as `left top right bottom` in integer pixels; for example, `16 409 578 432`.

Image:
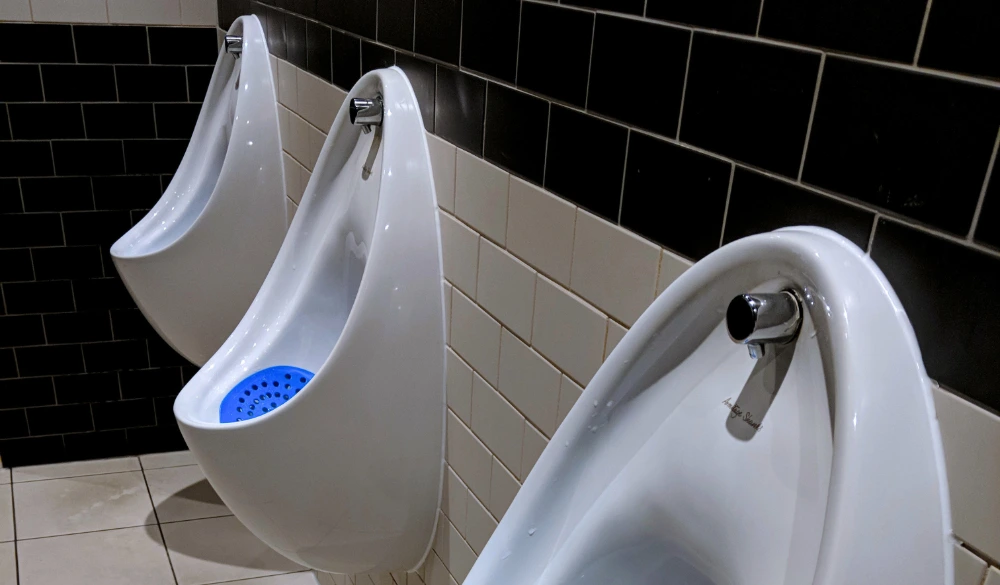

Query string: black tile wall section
0 22 212 466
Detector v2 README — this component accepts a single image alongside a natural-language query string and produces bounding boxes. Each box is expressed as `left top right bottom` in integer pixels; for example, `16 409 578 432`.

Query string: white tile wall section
450 290 501 386
445 348 473 425
557 374 583 427
520 423 548 480
277 60 299 110
446 411 492 504
30 0 106 23
454 150 509 246
107 0 181 24
442 467 468 536
282 152 305 204
986 567 1000 585
476 240 536 341
605 320 628 360
464 495 496 555
487 457 519 519
532 274 608 386
285 197 297 227
179 0 215 25
0 0 32 21
433 513 475 583
439 212 479 299
954 544 987 585
506 176 577 287
428 134 457 213
470 373 525 477
570 209 661 327
498 329 560 437
443 281 453 344
657 248 693 296
296 69 345 132
423 552 453 585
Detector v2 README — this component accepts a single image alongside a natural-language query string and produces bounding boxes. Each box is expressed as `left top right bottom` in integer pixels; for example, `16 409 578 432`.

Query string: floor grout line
138 458 182 585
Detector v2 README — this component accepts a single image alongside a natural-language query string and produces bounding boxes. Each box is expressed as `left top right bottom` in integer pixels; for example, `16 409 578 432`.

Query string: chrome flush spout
726 291 802 359
225 35 243 58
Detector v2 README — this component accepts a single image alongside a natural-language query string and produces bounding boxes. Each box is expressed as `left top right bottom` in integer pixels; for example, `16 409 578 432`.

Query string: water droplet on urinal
606 400 614 408
810 330 817 338
592 400 598 408
564 441 570 447
501 550 511 560
527 527 536 536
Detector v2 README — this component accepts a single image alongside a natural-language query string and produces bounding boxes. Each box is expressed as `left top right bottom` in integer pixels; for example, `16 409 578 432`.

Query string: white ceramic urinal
111 15 286 366
173 68 444 574
465 227 952 585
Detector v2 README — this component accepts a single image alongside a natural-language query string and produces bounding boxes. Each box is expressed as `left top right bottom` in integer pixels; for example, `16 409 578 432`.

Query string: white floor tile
162 515 305 585
0 487 11 543
0 470 9 485
14 471 154 539
140 450 197 470
146 465 231 523
0 542 12 585
13 456 140 482
17 526 175 585
225 572 323 584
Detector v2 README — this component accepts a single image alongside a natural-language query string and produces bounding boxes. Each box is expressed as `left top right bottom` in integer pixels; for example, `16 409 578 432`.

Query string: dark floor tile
148 336 194 368
0 377 56 408
545 106 628 222
186 66 214 101
44 311 112 344
378 0 414 50
92 176 163 211
84 104 156 139
64 430 130 460
149 27 219 65
0 64 44 102
681 33 820 178
975 173 1000 249
0 410 29 440
460 0 520 82
414 0 461 64
804 58 1000 236
27 404 93 435
361 41 395 74
154 104 201 139
305 21 332 82
0 250 33 282
32 246 103 281
20 177 94 213
871 219 1000 410
119 367 183 399
73 277 135 311
83 339 149 373
589 15 689 138
435 67 486 156
93 398 155 430
563 0 643 15
127 423 187 453
484 83 548 185
331 29 361 90
123 140 188 174
517 2 594 107
621 133 731 259
16 345 85 377
759 0 926 63
0 436 66 466
0 23 75 63
110 308 156 340
54 372 120 404
920 0 1000 79
116 65 189 102
0 213 62 247
41 65 117 102
0 180 21 214
0 142 54 178
647 0 761 35
2 280 73 314
7 104 84 140
0 350 16 379
73 25 150 64
285 12 307 69
52 141 125 176
325 0 376 38
0 315 45 348
396 54 436 132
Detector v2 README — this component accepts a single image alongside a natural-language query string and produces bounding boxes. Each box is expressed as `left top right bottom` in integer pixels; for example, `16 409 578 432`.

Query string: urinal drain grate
219 365 315 423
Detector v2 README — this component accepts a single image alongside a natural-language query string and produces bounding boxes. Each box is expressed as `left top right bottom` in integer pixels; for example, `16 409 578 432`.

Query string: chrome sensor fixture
225 35 243 58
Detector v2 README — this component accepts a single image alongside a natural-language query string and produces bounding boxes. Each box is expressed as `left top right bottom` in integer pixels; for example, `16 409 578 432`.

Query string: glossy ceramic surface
174 68 445 574
111 15 286 366
465 227 952 585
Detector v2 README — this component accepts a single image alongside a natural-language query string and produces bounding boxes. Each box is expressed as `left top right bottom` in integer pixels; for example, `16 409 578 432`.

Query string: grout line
675 30 694 140
616 130 630 224
718 164 736 247
514 0 525 84
582 12 597 110
138 457 182 585
866 214 880 253
967 127 1000 240
913 0 934 66
797 53 825 182
541 102 552 187
10 478 18 585
755 0 765 36
643 0 649 17
69 25 79 63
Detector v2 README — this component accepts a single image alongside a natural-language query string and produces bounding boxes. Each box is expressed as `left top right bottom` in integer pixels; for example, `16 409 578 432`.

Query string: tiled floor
0 452 322 585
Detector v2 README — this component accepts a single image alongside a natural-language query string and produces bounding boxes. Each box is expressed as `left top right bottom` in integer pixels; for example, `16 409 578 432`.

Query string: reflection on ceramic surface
111 14 286 366
174 68 445 574
465 227 952 585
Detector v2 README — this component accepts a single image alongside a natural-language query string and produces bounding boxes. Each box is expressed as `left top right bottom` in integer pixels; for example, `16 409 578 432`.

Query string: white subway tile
446 348 473 426
933 387 1000 560
488 458 519 520
464 494 497 555
284 111 313 170
471 374 524 476
428 133 456 213
108 0 180 24
556 375 583 428
282 152 307 204
656 248 692 296
443 281 453 344
285 197 297 227
306 122 325 169
432 513 475 583
0 0 32 21
277 105 290 150
299 166 312 198
446 411 491 504
604 320 627 360
180 0 216 25
450 290 501 386
953 544 986 585
476 240 536 341
985 567 1000 585
506 177 576 286
422 551 452 585
532 275 607 387
439 213 479 299
498 329 560 438
268 55 278 93
441 466 468 537
277 59 298 110
520 422 547 481
570 209 659 327
31 0 107 23
455 150 509 245
297 70 342 132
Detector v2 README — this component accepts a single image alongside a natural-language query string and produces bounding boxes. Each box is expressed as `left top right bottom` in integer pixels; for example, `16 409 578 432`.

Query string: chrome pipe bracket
726 290 802 360
350 95 384 134
225 35 243 58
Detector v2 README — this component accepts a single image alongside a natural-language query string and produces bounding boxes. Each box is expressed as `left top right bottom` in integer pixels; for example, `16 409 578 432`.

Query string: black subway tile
0 23 75 63
564 0 643 15
286 0 317 19
33 247 103 281
361 41 395 74
378 0 414 50
0 410 29 440
63 211 131 246
0 107 7 141
414 0 461 64
0 350 16 380
0 142 54 178
154 104 201 139
52 140 125 176
435 67 485 156
646 0 761 35
545 106 628 222
73 25 150 64
305 21 332 82
92 176 163 211
975 173 1000 249
330 30 361 89
54 372 120 404
83 340 149 373
127 423 187 453
20 177 94 213
93 398 155 430
0 315 46 348
0 377 56 408
803 58 1000 236
323 0 376 39
73 277 135 311
266 8 288 59
111 308 156 340
2 281 74 314
187 66 214 101
0 436 66 466
16 345 85 377
517 2 594 107
919 0 1000 80
461 0 520 83
871 219 1000 411
621 133 731 260
116 65 189 102
0 180 21 214
681 33 820 178
83 104 157 139
396 54 436 132
44 311 112 344
27 404 93 435
149 27 219 65
41 65 117 102
285 13 308 69
0 213 62 247
589 15 689 139
148 336 194 368
484 83 548 185
7 104 85 140
119 367 183 399
64 429 129 460
0 250 33 282
124 140 189 174
0 64 43 102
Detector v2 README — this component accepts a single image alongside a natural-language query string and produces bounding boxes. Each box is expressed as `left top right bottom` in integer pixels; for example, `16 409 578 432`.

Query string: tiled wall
250 0 1000 583
0 0 216 26
0 22 220 466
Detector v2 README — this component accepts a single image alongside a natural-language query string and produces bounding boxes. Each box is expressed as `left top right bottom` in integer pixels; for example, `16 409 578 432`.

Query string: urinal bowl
174 68 445 574
111 14 286 366
464 227 952 585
